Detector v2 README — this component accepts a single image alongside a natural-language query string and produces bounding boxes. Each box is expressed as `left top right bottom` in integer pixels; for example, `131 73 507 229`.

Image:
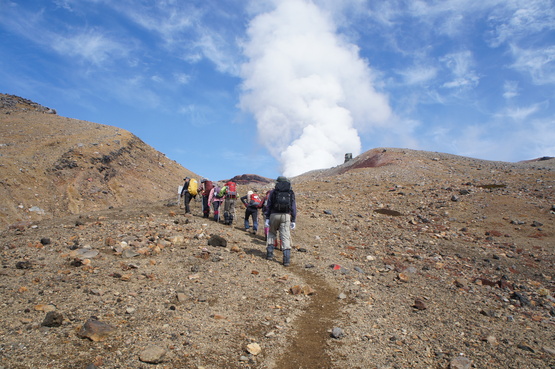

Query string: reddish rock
77 319 115 342
413 298 427 310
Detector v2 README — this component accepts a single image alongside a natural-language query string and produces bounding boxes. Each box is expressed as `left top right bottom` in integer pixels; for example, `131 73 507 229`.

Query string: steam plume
240 0 391 177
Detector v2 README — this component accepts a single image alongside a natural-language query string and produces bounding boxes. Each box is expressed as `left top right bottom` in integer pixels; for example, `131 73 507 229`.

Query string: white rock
449 356 472 369
139 345 166 364
246 342 261 355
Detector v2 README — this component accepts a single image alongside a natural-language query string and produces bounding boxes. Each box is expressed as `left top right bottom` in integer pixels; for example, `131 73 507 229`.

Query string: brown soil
274 266 340 369
1 95 554 368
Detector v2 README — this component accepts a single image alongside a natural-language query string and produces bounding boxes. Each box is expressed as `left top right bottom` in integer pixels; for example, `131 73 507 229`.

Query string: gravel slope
1 150 554 368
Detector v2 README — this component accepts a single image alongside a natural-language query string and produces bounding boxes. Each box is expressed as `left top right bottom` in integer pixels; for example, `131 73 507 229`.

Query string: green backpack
216 186 227 198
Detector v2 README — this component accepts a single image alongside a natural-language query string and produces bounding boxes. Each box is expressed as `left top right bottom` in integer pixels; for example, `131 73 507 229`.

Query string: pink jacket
208 188 224 205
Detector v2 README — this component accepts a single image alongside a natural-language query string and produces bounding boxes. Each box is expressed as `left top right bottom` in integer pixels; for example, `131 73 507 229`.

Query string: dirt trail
274 266 341 369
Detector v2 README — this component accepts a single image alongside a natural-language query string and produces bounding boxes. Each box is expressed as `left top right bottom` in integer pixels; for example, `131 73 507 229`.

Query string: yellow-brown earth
1 94 554 368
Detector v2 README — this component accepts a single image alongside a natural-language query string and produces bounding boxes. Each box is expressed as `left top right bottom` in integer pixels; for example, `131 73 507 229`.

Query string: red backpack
225 181 237 198
249 193 262 207
203 180 214 195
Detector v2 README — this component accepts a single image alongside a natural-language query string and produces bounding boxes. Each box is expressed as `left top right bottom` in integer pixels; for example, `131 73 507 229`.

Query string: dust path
273 266 341 369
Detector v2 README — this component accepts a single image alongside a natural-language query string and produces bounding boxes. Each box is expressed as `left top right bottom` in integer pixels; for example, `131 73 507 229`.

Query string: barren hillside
0 94 554 369
0 94 195 227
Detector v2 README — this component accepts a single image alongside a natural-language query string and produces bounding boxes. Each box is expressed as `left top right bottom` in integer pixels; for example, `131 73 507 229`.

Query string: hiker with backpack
262 190 272 240
180 177 198 214
261 190 272 240
208 182 224 222
222 181 237 225
240 190 262 234
200 178 214 218
262 189 281 249
264 176 297 266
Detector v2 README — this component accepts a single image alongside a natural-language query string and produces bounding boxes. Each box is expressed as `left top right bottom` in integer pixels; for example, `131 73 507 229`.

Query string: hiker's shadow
249 233 266 242
245 233 267 258
245 247 266 259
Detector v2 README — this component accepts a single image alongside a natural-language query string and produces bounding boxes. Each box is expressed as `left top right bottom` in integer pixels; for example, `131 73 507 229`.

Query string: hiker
209 182 224 222
180 177 197 214
200 178 214 218
261 190 272 240
264 176 297 266
208 183 224 222
240 190 262 234
262 189 281 249
222 180 237 225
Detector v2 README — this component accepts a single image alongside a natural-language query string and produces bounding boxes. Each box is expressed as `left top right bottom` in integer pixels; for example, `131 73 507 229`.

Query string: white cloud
495 103 544 121
151 75 163 83
177 104 210 127
397 66 438 85
517 118 555 159
510 45 555 84
392 0 508 38
104 1 241 74
0 3 130 66
502 81 519 99
357 1 553 86
440 51 480 89
117 2 197 43
367 116 421 150
240 0 392 177
486 0 555 47
451 124 501 159
194 31 240 75
174 73 191 85
421 113 555 162
53 0 73 11
52 29 129 66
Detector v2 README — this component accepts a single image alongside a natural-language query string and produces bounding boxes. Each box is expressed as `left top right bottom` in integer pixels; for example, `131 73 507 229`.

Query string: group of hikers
179 176 297 266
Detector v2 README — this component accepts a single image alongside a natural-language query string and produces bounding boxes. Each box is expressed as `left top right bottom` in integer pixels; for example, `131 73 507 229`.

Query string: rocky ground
1 94 554 368
1 148 554 369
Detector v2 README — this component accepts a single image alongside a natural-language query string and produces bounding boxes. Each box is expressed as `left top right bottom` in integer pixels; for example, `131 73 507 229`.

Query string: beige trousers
267 213 291 250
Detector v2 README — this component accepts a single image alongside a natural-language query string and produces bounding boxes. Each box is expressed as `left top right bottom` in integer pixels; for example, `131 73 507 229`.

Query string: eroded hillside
0 94 195 227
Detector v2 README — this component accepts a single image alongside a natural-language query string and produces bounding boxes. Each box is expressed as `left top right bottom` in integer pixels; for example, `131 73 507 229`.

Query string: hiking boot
266 245 274 260
283 249 291 266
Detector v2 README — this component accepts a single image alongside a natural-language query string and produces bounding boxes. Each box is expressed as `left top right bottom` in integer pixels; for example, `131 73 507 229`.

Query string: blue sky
1 0 554 181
